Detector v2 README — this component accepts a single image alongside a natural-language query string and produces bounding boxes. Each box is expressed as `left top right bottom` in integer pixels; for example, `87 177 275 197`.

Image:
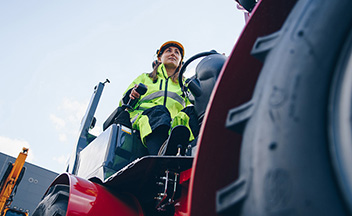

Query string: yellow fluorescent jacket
120 64 191 120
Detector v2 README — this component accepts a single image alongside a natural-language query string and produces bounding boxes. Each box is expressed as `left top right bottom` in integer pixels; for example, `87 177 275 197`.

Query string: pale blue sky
0 0 245 173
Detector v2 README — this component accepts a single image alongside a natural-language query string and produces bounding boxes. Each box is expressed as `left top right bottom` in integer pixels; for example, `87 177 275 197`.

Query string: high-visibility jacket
120 64 191 119
119 64 195 144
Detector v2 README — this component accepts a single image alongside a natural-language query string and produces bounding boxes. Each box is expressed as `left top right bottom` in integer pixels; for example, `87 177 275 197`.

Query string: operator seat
192 53 227 123
184 53 227 156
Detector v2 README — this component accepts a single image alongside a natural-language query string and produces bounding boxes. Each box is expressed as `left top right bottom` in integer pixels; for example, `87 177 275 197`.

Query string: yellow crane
0 148 28 216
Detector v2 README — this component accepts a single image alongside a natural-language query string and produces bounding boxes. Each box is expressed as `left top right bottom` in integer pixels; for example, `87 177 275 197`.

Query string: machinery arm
0 148 28 215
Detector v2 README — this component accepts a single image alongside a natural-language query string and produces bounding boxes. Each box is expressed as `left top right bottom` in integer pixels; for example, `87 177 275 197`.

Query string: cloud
49 97 87 143
53 154 70 165
60 97 87 123
0 136 34 162
50 114 66 129
58 133 67 142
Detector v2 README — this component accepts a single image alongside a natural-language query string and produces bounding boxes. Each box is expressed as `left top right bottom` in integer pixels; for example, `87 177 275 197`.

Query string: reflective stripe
139 91 185 107
131 113 141 123
119 99 125 106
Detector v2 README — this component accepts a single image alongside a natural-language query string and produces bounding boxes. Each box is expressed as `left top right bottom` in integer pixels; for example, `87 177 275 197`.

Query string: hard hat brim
157 41 185 58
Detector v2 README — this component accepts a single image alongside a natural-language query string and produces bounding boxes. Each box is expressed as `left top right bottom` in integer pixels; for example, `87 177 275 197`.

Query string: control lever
123 83 148 110
103 83 147 130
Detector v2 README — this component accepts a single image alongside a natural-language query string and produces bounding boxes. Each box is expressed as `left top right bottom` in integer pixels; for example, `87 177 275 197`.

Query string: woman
119 41 199 155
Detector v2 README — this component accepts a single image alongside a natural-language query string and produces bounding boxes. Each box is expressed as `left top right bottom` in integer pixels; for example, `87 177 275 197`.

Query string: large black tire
32 184 69 216
220 0 352 215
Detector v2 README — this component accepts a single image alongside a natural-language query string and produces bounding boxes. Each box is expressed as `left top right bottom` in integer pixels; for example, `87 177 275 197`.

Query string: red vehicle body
34 0 352 215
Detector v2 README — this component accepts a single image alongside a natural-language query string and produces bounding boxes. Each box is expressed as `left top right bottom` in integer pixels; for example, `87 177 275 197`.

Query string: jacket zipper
159 79 163 90
164 78 169 106
161 66 169 106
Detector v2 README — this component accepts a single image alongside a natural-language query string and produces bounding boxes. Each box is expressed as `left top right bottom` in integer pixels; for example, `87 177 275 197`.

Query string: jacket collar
157 64 169 79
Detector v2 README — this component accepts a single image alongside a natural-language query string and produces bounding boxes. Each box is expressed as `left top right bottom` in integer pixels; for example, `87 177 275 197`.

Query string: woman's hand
129 84 141 100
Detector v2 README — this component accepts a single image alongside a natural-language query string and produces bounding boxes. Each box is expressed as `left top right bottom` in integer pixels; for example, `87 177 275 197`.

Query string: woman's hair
148 61 181 83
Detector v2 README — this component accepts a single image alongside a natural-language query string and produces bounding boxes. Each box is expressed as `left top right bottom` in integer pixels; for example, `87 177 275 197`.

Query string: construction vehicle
0 148 28 216
33 0 352 215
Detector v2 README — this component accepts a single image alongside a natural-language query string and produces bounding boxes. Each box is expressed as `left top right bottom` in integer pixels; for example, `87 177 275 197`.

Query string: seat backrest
193 54 227 121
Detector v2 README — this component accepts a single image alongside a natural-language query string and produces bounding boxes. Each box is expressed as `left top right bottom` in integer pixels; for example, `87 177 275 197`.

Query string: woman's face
158 46 182 69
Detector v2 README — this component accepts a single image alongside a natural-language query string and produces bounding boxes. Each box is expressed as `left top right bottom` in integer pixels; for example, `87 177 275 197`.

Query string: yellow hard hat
157 41 185 59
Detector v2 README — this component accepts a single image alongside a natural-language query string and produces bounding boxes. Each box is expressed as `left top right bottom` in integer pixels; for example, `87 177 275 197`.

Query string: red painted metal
187 0 298 215
50 173 144 216
175 169 192 216
179 168 192 184
174 183 189 216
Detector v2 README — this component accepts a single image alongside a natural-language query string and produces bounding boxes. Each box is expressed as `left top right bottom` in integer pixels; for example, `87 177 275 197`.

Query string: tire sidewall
239 0 352 215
